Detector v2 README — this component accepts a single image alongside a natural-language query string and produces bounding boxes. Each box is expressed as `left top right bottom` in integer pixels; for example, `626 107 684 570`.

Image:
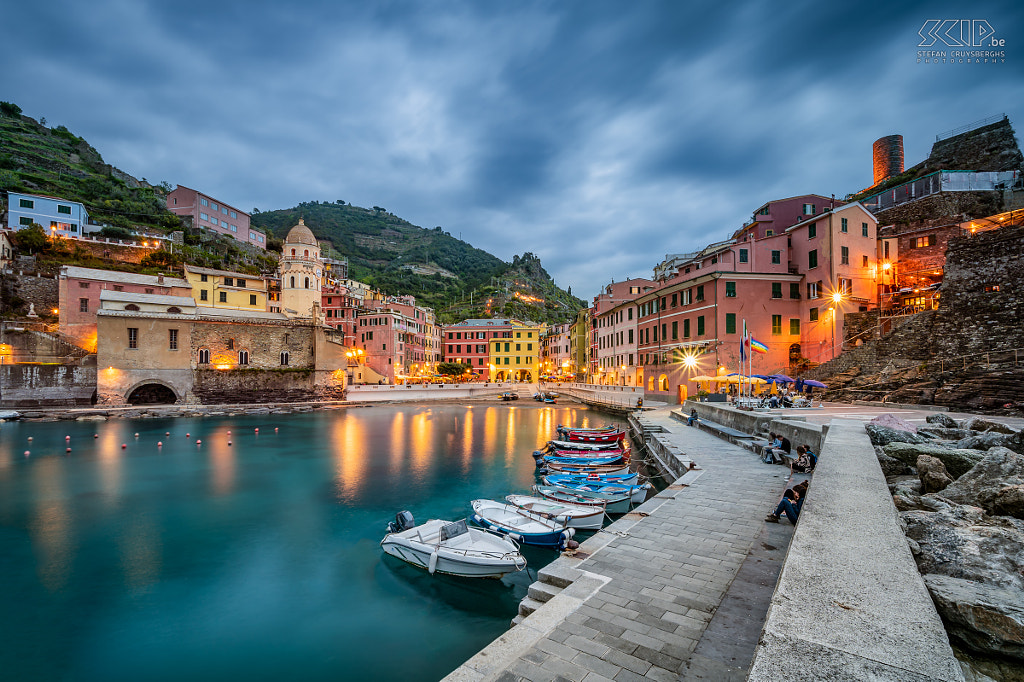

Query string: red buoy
121 444 127 449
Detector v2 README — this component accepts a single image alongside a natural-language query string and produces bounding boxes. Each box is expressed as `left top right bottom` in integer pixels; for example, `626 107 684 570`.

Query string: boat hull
505 494 605 530
534 485 631 514
541 479 650 505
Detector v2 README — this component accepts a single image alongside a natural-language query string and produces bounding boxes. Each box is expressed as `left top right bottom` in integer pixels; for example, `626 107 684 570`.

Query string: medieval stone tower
279 218 322 319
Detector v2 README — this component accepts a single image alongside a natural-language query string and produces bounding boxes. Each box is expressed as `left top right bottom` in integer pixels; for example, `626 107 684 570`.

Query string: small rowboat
541 478 650 505
380 512 527 578
505 494 605 530
471 500 575 549
538 454 624 467
556 424 616 436
564 430 626 444
541 461 631 476
542 447 630 459
541 471 640 485
544 439 623 451
533 485 632 514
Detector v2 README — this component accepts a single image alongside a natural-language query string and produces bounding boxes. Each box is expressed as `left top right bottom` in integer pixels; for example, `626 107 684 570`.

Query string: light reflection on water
0 403 628 682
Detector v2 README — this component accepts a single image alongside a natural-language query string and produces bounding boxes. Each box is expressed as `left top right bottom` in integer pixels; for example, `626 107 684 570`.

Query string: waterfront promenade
446 408 793 681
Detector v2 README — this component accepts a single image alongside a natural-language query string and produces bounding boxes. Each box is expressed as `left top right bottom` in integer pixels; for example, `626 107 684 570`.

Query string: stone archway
126 382 179 405
518 370 533 382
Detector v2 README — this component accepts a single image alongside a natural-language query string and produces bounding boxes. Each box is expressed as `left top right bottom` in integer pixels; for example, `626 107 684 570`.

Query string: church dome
285 218 318 247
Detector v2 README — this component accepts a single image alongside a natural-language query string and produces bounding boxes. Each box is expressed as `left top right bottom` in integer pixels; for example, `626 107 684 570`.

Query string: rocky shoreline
867 415 1024 680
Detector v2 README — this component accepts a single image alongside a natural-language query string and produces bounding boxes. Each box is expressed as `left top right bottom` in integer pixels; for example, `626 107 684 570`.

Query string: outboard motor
387 510 415 534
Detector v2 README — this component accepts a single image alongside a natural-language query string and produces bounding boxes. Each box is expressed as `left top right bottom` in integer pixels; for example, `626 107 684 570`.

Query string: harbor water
0 403 631 681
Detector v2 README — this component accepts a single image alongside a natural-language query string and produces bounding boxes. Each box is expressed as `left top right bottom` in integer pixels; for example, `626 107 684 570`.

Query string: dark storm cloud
1 0 1022 301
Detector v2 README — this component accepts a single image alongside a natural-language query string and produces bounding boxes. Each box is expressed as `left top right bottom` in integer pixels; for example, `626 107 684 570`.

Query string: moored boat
541 461 631 476
470 500 575 549
541 476 650 504
380 512 527 578
540 471 640 485
538 454 624 467
505 494 605 530
533 484 632 514
564 430 626 444
543 439 623 451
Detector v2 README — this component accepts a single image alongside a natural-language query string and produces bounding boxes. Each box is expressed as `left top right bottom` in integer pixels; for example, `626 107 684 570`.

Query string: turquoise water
0 403 627 682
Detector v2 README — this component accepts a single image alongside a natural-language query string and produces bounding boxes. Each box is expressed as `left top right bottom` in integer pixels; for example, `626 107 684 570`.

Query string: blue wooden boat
538 454 624 467
470 499 575 549
533 485 630 514
541 471 640 486
540 478 651 505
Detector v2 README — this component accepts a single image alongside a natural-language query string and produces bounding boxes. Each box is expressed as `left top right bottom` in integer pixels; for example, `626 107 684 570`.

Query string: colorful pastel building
442 318 517 378
166 185 265 249
488 322 543 382
592 278 654 386
632 198 879 403
540 323 571 378
356 297 440 383
6 191 90 238
183 265 268 312
58 266 191 352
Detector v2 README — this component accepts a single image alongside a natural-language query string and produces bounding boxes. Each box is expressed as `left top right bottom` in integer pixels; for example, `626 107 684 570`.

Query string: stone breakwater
868 413 1024 677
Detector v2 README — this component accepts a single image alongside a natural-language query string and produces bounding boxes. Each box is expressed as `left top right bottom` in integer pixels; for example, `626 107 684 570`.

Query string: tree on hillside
0 101 22 117
14 224 50 252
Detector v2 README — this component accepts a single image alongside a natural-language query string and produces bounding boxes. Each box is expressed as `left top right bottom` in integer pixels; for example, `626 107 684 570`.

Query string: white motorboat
380 512 527 578
471 499 575 548
505 494 606 530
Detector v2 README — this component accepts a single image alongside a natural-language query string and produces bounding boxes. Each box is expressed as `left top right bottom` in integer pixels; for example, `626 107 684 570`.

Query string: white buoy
428 550 439 574
27 437 32 442
166 432 170 436
134 433 139 438
228 441 232 446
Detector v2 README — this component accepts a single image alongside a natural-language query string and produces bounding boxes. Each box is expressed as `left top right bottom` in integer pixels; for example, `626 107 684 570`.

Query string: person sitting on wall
771 434 793 462
758 432 779 460
687 409 699 427
790 445 816 474
766 480 809 523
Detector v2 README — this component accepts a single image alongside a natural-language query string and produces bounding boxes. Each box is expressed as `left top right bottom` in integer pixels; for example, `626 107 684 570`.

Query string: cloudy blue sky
3 0 1022 299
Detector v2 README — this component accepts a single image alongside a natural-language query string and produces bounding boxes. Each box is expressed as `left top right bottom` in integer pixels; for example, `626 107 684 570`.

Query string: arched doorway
788 343 802 368
518 370 533 382
495 371 508 382
658 374 669 391
127 383 178 405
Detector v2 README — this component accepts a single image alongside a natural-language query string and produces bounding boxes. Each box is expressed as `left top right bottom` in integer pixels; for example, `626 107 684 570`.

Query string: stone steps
510 561 583 627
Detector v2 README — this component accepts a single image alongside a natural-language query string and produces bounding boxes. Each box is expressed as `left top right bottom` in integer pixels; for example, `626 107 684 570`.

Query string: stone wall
925 117 1023 174
932 224 1024 358
3 273 59 315
192 368 342 404
875 191 1002 227
0 364 97 407
191 319 316 369
65 239 155 265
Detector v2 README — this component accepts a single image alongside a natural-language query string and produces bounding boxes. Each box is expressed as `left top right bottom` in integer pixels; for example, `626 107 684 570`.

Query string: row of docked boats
380 422 648 579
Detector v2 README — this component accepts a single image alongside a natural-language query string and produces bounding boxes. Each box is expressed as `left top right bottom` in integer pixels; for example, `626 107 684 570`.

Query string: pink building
592 279 654 385
541 323 571 377
166 185 265 250
59 266 191 351
635 199 879 403
442 318 516 378
357 297 440 382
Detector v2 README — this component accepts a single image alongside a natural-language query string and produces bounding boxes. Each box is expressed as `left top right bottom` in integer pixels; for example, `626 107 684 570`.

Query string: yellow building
184 265 268 312
488 323 543 382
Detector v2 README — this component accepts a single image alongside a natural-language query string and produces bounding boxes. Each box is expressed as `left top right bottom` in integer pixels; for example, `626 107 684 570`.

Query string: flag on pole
740 320 747 364
749 337 769 354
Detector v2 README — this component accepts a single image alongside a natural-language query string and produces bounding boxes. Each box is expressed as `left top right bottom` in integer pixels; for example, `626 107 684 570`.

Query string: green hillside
252 203 586 324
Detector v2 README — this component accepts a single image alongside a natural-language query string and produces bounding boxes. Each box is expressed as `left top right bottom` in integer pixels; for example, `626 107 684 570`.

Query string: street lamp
621 364 626 387
830 291 844 360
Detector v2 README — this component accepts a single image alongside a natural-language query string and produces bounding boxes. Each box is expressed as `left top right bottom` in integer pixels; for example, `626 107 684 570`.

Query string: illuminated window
771 316 782 335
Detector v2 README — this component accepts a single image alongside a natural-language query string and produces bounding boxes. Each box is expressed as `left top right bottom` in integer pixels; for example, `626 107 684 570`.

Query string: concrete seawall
748 419 963 681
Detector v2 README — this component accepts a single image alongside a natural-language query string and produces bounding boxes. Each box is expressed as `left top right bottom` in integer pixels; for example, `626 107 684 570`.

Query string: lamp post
621 365 626 387
830 291 844 360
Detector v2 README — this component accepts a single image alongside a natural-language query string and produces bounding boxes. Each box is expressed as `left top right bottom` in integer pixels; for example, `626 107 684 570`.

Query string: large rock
919 427 973 441
1000 430 1024 456
924 574 1024 660
994 486 1024 519
963 417 1017 435
927 413 962 429
956 432 1011 451
884 441 986 479
940 447 1024 519
866 423 926 446
919 455 954 493
875 445 914 477
902 503 1024 590
869 413 919 432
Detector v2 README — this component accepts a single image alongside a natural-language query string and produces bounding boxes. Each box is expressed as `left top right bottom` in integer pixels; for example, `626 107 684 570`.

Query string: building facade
541 323 571 378
6 191 89 238
183 265 269 312
591 279 653 386
279 219 323 320
488 323 543 382
442 318 518 378
166 185 264 249
58 266 191 351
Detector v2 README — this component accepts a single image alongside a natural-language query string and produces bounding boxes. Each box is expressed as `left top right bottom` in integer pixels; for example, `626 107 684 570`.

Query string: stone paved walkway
483 409 792 682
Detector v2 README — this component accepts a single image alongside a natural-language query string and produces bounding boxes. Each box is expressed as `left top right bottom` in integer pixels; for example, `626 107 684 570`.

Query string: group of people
759 433 816 524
